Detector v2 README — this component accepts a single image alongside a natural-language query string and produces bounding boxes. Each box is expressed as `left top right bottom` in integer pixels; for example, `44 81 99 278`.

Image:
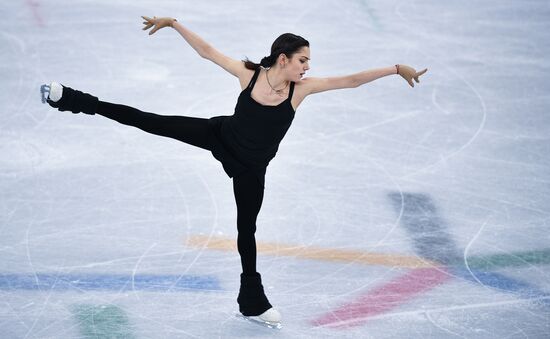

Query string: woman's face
283 46 310 82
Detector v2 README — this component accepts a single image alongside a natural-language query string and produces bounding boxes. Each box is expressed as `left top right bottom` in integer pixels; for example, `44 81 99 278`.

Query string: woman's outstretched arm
141 16 249 80
302 65 428 95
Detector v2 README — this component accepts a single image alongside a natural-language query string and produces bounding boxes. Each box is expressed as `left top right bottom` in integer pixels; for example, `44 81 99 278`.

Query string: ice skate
40 82 63 104
40 82 98 115
236 307 282 329
236 273 281 328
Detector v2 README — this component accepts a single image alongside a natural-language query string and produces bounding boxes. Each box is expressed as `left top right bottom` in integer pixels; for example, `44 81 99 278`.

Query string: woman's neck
266 66 289 91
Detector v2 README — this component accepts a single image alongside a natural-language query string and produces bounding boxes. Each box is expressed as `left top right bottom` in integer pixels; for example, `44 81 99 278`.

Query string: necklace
266 69 289 96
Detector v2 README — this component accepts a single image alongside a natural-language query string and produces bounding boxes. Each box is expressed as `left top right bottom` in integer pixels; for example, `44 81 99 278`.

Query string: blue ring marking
0 273 221 292
451 268 550 307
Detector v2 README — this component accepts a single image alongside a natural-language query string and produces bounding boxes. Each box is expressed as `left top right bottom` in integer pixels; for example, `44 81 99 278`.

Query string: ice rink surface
1 0 550 338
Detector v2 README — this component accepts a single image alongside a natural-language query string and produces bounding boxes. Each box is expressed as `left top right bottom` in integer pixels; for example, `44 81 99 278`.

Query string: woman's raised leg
97 101 213 151
44 82 213 151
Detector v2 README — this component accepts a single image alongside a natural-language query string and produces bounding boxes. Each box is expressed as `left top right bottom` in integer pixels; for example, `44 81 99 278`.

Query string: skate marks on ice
235 313 283 330
388 192 550 305
311 192 550 328
310 193 458 327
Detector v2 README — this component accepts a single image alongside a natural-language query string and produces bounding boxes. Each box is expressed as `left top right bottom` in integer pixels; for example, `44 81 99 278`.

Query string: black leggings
97 101 262 275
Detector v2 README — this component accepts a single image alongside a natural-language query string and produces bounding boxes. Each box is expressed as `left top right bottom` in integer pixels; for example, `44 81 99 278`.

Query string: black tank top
209 68 296 179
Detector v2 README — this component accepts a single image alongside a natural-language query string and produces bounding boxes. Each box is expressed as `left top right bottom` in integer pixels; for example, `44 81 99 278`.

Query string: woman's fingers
149 26 161 35
416 68 428 77
141 16 174 35
414 68 428 83
142 16 164 34
141 16 155 31
398 65 427 87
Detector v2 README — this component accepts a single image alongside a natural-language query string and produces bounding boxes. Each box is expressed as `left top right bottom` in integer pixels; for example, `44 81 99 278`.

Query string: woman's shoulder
290 78 314 111
238 67 257 90
293 77 315 96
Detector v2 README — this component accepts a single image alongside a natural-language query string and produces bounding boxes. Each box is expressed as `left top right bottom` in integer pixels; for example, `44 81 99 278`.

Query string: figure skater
41 15 427 327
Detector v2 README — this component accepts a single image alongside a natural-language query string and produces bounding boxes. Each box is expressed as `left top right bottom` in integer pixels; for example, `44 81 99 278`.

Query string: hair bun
260 55 274 68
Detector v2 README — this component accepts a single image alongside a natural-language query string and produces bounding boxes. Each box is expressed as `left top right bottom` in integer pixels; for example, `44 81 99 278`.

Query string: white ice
1 0 549 338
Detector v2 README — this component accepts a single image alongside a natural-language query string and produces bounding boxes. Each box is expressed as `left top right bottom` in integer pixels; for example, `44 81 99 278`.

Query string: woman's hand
397 65 428 87
141 16 177 35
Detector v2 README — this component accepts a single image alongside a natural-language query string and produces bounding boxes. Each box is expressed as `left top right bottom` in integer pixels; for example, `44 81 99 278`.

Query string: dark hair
244 33 309 70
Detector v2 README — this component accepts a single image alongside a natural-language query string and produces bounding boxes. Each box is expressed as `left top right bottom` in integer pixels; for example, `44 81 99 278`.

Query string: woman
42 16 427 327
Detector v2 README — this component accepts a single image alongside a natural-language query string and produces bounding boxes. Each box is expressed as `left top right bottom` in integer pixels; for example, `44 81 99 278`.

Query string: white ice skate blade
40 84 50 104
236 313 282 330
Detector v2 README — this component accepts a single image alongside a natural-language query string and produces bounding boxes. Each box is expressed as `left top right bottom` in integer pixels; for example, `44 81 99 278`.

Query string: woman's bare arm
302 66 399 95
303 65 427 94
142 16 249 80
292 65 427 110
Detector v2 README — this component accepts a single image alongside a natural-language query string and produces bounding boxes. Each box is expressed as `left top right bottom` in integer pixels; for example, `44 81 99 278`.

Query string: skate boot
237 273 281 329
40 82 98 115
